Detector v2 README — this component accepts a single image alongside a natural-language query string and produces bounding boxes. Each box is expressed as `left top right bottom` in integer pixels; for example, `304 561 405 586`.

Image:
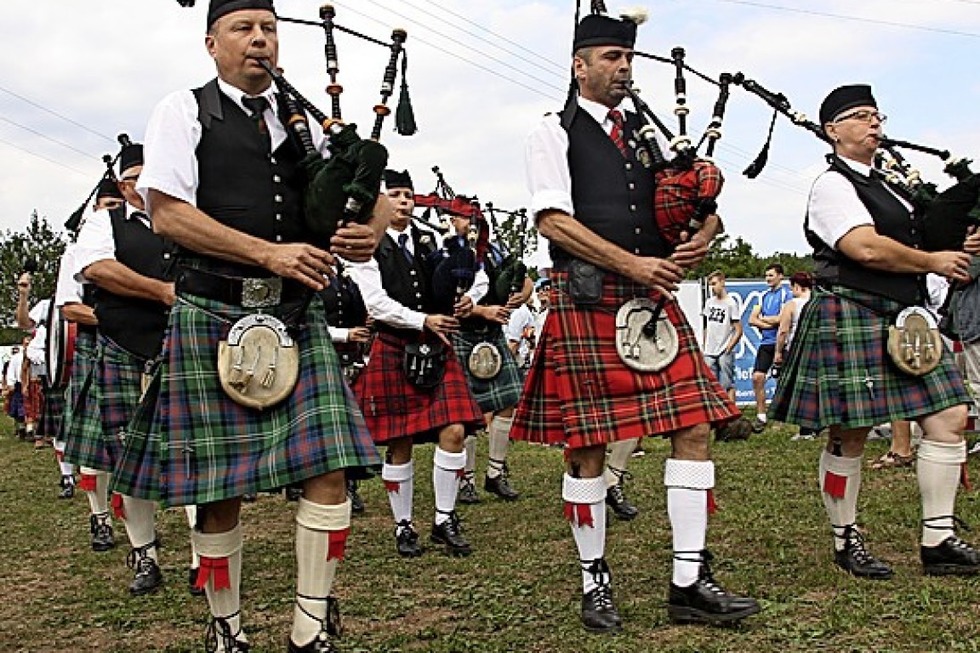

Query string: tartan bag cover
771 286 970 430
111 293 381 507
510 271 739 448
352 331 484 443
449 327 523 414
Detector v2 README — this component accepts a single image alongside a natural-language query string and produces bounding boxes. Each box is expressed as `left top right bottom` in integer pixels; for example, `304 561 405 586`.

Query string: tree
687 234 813 280
0 210 67 331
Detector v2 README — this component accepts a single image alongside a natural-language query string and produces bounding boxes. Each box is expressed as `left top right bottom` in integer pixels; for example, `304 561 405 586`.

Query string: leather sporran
615 298 679 372
403 341 447 389
887 306 943 376
467 341 502 380
217 314 300 410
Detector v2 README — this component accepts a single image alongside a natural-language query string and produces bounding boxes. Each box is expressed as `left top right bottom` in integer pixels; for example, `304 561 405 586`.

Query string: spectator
748 263 792 432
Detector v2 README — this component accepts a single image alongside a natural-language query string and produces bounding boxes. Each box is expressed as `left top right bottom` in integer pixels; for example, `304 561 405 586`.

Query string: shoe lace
395 519 416 539
838 525 876 565
295 595 343 651
125 541 158 574
675 549 726 595
436 510 464 536
581 558 614 610
923 515 974 550
204 613 246 653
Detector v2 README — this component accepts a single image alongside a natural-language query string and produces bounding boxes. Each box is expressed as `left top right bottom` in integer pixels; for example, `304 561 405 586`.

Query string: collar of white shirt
577 96 626 133
387 226 413 252
835 154 874 179
216 77 277 117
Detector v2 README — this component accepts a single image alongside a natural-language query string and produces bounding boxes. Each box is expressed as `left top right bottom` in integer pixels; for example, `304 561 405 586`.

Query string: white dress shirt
5 350 24 386
807 155 913 249
54 244 85 308
72 207 152 281
137 78 331 207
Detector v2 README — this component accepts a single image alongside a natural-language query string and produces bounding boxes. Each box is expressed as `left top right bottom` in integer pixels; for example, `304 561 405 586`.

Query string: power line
0 136 92 178
712 0 980 39
0 84 117 144
0 115 100 160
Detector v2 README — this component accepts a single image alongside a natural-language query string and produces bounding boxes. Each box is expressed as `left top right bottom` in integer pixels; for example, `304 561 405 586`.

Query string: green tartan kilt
449 326 523 414
770 286 970 430
60 330 96 447
111 293 381 507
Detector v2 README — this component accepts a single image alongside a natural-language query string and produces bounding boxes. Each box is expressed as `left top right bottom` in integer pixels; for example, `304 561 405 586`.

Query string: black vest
806 155 924 305
189 79 305 277
552 101 667 265
374 226 439 333
94 209 172 360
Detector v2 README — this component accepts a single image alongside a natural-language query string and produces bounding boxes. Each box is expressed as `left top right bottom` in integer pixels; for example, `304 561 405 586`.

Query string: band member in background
773 271 815 441
748 263 792 432
513 12 759 632
348 169 485 558
3 342 26 439
111 2 386 650
770 84 980 580
71 141 172 596
15 278 51 450
447 211 530 504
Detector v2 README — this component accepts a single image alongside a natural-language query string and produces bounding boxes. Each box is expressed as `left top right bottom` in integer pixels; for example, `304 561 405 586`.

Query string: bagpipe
63 133 131 238
732 73 980 252
484 202 529 304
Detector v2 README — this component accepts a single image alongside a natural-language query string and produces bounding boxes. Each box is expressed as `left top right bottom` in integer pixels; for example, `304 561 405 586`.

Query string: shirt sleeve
327 326 349 343
28 300 48 325
54 248 83 308
72 211 116 281
526 114 574 222
807 171 875 249
346 258 426 331
465 268 490 303
137 90 202 207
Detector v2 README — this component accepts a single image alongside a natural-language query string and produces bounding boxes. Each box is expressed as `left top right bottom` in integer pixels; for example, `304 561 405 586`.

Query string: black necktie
398 233 413 264
242 96 271 150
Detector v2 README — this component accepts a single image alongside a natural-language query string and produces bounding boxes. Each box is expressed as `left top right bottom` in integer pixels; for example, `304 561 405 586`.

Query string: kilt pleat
60 331 97 443
770 286 970 430
39 387 64 438
511 271 738 448
450 327 523 414
24 378 43 422
111 294 381 507
352 332 484 443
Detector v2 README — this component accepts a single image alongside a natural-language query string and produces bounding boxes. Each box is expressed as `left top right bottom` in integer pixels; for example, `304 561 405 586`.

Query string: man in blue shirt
749 263 792 432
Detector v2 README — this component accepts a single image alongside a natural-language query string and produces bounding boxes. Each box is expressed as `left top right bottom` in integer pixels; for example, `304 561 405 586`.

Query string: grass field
2 415 980 653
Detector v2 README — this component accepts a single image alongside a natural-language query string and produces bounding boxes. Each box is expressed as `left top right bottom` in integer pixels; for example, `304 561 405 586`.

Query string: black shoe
89 514 115 552
484 463 520 501
58 475 75 499
667 550 760 625
922 536 980 576
127 543 163 596
716 417 752 442
204 614 249 653
346 479 364 514
288 596 342 652
430 511 471 556
284 485 303 502
606 480 638 521
580 558 621 632
395 520 423 558
457 474 481 505
188 567 205 596
833 526 893 580
242 493 257 503
751 417 767 434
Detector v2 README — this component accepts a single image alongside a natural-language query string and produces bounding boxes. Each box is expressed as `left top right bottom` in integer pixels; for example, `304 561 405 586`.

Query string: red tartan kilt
352 332 483 443
24 378 44 422
511 271 738 448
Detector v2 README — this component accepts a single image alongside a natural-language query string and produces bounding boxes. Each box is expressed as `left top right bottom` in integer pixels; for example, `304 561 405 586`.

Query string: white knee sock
433 447 465 525
193 525 246 647
80 468 110 516
487 416 513 479
292 498 351 647
604 439 637 489
665 459 714 587
121 495 158 561
185 505 200 569
382 460 414 525
819 450 862 551
54 440 74 476
463 434 477 476
918 440 967 547
562 474 607 594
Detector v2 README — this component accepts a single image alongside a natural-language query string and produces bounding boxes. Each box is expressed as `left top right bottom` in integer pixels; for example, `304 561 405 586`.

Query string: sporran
887 306 943 376
467 341 503 380
403 341 447 389
217 313 300 409
615 297 679 372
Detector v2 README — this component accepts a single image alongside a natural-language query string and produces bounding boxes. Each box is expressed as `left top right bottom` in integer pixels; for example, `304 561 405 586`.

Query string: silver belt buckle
241 277 283 308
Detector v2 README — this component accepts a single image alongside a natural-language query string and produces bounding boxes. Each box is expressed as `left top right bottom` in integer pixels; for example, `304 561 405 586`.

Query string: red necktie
608 109 627 157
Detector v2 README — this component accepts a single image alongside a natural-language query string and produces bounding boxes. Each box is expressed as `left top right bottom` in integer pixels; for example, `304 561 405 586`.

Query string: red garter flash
383 480 400 494
706 489 718 515
961 462 972 491
563 502 594 528
455 468 467 480
327 528 351 561
79 473 98 492
111 493 127 519
823 471 847 499
197 556 231 591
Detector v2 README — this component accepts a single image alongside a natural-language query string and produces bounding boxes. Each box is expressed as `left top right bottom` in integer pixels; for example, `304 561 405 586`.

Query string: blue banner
722 280 791 406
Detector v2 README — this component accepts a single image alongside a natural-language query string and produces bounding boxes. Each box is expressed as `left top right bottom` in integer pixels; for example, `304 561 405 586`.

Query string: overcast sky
1 0 978 258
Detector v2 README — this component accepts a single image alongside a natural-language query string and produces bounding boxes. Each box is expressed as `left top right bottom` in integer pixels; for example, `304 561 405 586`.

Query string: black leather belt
176 267 309 308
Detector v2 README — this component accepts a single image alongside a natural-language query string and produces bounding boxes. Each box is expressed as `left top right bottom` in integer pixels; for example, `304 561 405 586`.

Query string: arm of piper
15 273 33 330
61 303 97 326
836 225 972 283
83 260 176 307
670 213 722 269
149 190 335 291
329 194 393 263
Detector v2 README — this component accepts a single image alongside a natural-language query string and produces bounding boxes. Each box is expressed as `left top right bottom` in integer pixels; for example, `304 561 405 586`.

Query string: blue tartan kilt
770 286 970 431
111 293 381 507
449 326 523 414
6 383 24 420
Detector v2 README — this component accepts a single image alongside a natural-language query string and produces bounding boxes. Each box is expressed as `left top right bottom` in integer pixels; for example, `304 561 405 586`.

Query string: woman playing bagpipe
346 169 485 559
767 84 980 579
441 199 533 505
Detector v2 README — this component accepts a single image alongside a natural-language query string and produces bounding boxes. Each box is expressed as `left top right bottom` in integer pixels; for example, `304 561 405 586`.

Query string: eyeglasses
120 175 139 183
834 110 887 124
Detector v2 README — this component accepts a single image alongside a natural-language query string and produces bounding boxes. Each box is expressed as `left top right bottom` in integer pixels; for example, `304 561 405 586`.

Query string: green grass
2 415 980 652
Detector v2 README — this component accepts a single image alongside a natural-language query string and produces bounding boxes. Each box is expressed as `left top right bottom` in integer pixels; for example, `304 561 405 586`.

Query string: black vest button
270 156 277 164
275 235 283 242
274 195 283 203
273 174 281 183
625 162 632 170
630 204 637 211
